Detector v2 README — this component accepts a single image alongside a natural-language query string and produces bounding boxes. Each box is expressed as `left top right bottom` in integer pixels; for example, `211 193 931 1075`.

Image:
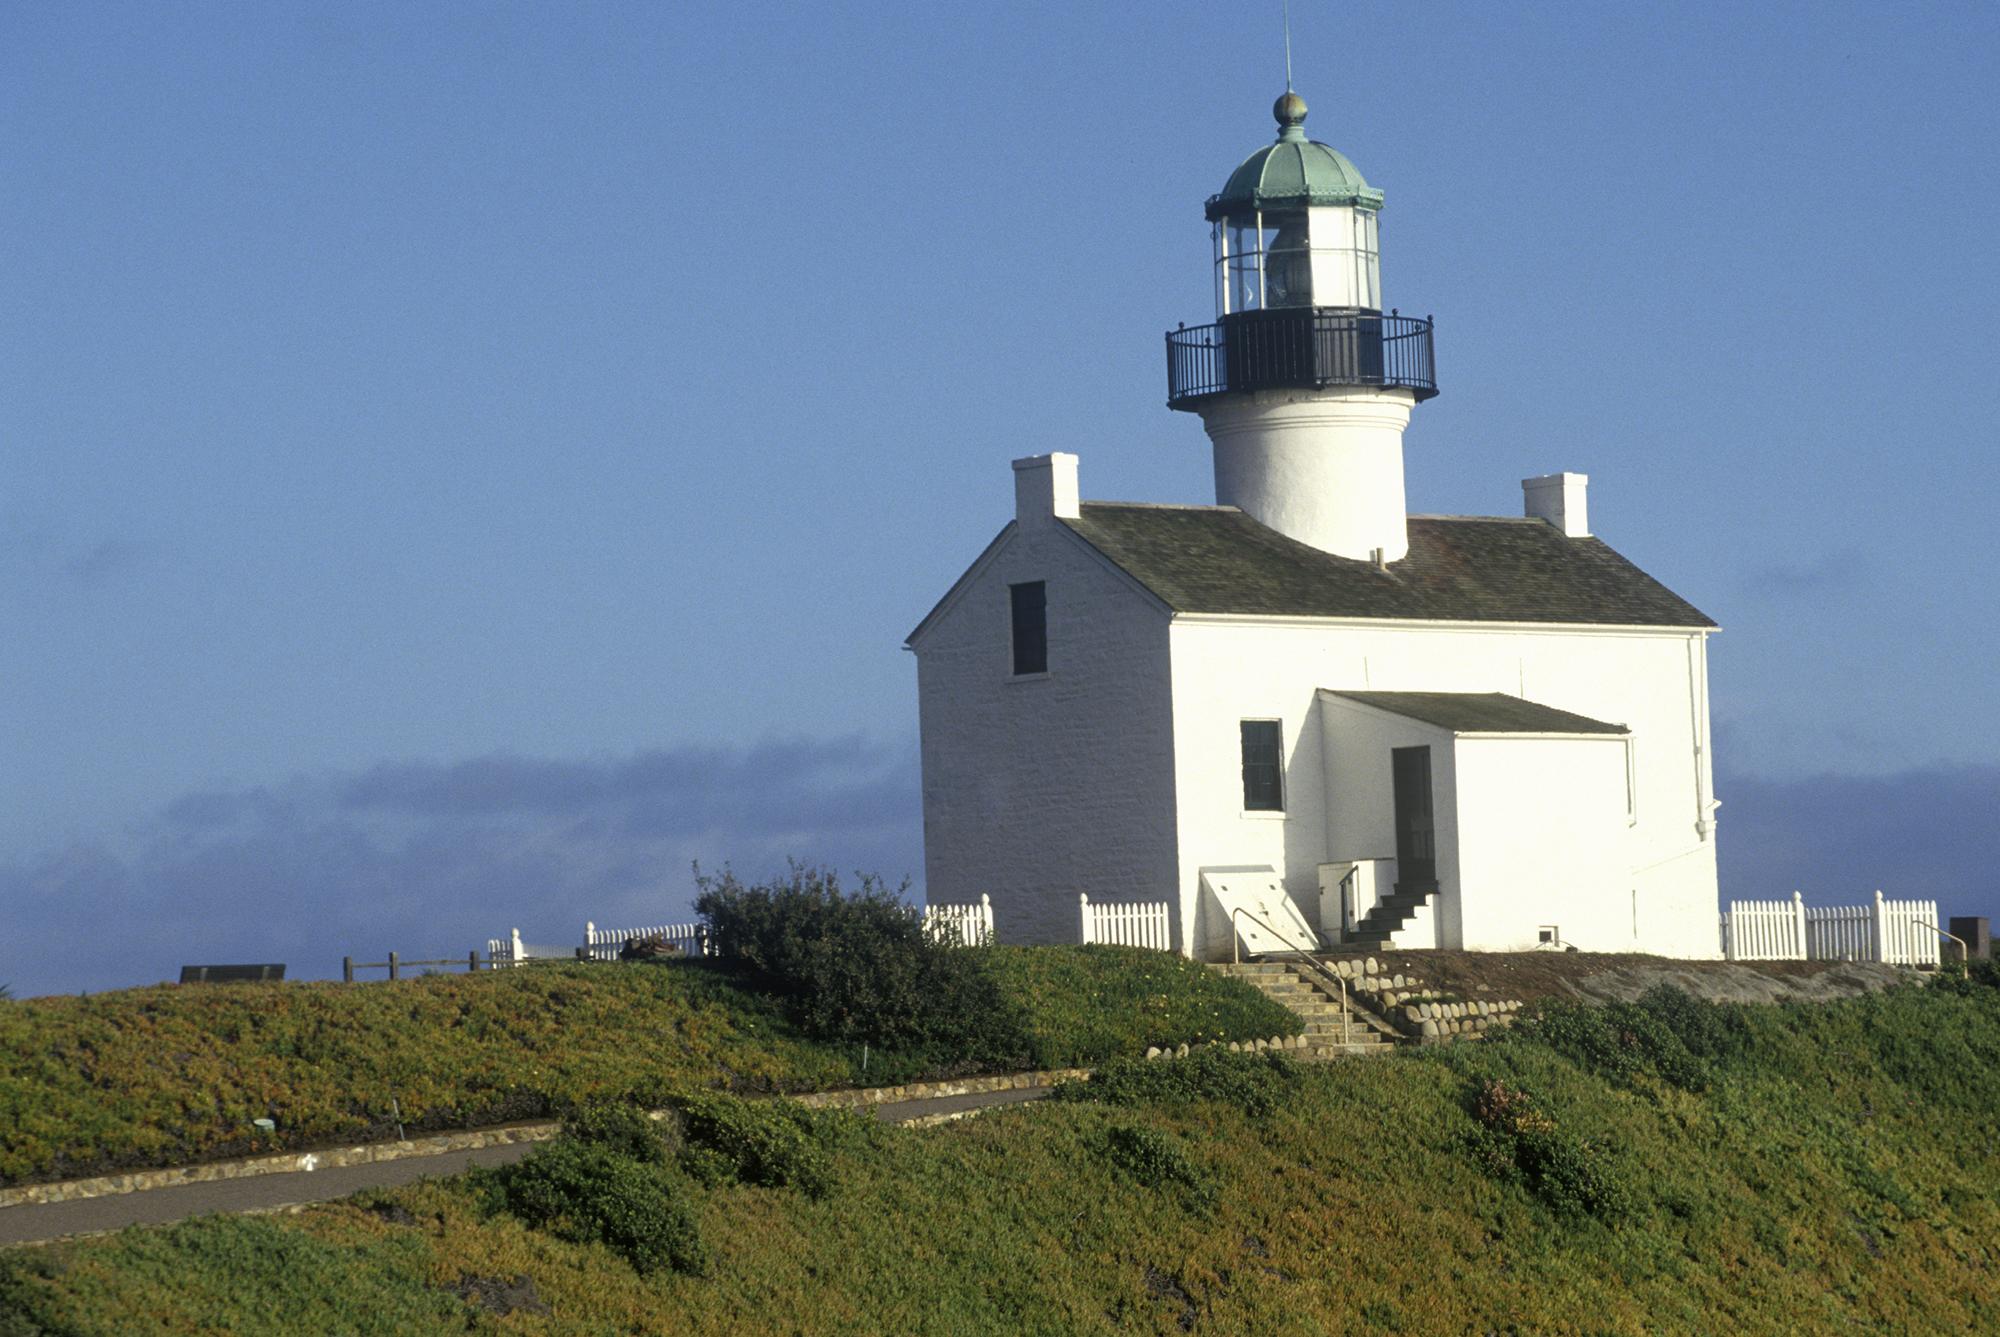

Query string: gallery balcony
1166 307 1438 410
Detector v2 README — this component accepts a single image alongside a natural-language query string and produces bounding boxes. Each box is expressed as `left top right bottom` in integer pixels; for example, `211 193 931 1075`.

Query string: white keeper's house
908 90 1721 962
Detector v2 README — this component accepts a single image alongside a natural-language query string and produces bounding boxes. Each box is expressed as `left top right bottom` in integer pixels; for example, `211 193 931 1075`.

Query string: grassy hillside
8 974 2000 1334
0 948 1295 1188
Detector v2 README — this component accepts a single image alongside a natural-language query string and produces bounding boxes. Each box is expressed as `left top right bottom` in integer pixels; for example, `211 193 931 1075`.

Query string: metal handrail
1915 920 1970 966
1230 907 1351 1047
1166 308 1438 407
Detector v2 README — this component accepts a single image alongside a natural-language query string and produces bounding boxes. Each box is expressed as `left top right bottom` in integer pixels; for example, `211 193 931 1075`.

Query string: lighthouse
911 84 1721 963
1165 91 1437 562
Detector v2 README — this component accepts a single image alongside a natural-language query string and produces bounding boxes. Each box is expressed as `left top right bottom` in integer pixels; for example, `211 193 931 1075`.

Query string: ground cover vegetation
10 969 2000 1333
0 869 1294 1188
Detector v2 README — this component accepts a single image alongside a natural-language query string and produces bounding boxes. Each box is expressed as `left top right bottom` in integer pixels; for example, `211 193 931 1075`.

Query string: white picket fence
922 894 994 946
584 920 710 960
485 928 579 967
1079 893 1173 950
1720 891 1941 967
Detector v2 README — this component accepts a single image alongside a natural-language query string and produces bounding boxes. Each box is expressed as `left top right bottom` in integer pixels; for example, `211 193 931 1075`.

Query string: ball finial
1274 90 1308 129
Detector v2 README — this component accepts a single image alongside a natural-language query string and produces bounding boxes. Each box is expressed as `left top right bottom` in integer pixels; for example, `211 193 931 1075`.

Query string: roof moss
1059 503 1716 629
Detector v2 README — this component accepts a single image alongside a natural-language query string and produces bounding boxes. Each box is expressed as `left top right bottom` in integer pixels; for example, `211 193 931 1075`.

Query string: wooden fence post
468 950 478 973
1079 892 1092 945
1792 891 1809 959
388 951 400 981
342 956 354 984
1870 890 1889 963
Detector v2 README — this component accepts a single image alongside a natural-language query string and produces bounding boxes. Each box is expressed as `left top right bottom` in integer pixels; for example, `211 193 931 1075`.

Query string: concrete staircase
1212 960 1403 1056
1218 955 1528 1046
1340 887 1434 952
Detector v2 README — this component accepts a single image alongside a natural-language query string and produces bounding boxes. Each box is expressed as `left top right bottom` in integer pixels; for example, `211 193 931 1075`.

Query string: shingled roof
1325 691 1628 735
1060 503 1715 628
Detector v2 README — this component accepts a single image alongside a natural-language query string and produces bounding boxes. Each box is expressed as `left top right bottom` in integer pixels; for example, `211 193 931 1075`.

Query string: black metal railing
1166 308 1438 408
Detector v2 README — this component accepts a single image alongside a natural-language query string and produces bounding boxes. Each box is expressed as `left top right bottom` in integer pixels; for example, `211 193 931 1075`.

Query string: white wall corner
1013 453 1080 525
1522 472 1590 537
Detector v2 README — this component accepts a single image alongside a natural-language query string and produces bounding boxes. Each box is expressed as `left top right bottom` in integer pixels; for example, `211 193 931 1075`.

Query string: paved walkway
0 1085 1054 1248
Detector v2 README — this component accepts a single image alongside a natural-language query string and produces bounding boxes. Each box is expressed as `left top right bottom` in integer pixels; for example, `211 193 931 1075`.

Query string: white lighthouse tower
1166 91 1437 561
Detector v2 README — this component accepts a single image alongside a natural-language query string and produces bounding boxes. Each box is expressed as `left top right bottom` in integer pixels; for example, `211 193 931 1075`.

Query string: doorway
1391 746 1438 894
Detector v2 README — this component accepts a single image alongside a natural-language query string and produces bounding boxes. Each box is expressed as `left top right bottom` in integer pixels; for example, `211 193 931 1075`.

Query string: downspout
1687 633 1717 841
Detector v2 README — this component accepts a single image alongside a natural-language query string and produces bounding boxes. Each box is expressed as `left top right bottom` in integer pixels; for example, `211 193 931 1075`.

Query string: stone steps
1212 959 1412 1052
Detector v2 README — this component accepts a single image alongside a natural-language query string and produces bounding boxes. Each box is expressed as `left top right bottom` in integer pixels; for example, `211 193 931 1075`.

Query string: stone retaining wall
0 1070 1096 1211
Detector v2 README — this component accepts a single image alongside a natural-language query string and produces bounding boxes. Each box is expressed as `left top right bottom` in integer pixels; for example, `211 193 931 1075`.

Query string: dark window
1009 581 1047 676
1241 720 1283 811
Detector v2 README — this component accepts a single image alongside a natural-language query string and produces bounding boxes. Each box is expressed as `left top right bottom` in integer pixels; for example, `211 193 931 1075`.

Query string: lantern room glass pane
1225 219 1263 313
1352 208 1381 310
1262 210 1312 308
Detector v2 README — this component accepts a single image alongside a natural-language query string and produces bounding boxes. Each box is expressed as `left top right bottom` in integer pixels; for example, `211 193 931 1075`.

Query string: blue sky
5 3 1997 995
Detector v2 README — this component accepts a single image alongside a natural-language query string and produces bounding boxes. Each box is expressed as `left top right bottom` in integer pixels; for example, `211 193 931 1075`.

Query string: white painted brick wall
914 521 1179 945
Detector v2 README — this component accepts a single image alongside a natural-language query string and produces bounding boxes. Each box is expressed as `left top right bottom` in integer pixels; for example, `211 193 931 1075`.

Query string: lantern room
1166 89 1436 412
1207 91 1384 316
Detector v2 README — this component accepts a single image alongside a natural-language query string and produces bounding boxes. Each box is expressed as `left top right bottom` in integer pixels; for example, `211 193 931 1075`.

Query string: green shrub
0 1250 76 1337
1097 1123 1216 1211
1468 1080 1634 1223
695 864 1029 1068
1052 1048 1300 1118
1635 985 1749 1064
1931 958 2000 995
668 1091 860 1197
485 1138 707 1276
1515 997 1710 1091
982 945 1300 1065
562 1101 673 1164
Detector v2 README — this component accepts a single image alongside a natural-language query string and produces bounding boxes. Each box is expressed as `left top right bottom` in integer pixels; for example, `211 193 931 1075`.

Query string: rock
1420 1019 1439 1038
1364 957 1380 976
1227 1041 1241 1053
1333 959 1352 978
1176 1043 1190 1059
1146 1046 1162 1060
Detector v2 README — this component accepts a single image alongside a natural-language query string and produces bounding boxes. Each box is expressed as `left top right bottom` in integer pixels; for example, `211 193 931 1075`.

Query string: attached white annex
908 91 1721 962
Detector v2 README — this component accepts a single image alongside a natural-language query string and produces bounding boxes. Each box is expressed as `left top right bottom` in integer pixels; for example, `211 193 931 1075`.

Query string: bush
1052 1048 1301 1118
1516 997 1710 1091
982 946 1301 1066
695 864 1029 1068
667 1091 850 1198
1636 985 1749 1064
1931 958 2000 995
1469 1080 1634 1223
563 1101 673 1165
1096 1123 1215 1211
485 1138 706 1276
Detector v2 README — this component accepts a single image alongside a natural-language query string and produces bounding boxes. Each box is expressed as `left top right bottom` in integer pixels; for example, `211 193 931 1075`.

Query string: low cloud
0 739 921 998
62 538 153 587
7 743 1990 999
1718 762 2000 929
1741 547 1865 598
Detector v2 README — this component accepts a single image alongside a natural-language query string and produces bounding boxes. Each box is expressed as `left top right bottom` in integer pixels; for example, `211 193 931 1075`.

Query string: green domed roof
1204 92 1384 221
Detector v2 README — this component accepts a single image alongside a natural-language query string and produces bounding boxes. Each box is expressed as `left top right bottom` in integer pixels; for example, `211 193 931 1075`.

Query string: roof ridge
1077 500 1241 514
